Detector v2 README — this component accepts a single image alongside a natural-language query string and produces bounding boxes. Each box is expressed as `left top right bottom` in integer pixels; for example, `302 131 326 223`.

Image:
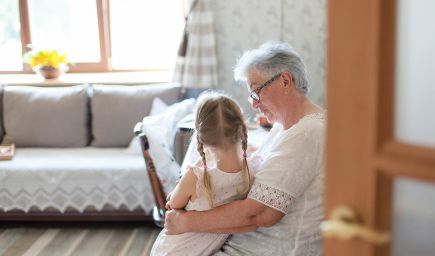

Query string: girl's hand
165 201 172 210
165 209 187 235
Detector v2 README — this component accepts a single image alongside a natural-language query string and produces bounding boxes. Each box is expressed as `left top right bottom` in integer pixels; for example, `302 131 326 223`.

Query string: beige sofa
0 83 197 221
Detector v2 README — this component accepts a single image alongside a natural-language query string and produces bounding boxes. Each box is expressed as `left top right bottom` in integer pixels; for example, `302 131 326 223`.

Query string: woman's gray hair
234 41 310 95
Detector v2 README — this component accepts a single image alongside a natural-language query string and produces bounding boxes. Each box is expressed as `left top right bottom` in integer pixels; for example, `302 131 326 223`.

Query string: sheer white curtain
172 0 218 89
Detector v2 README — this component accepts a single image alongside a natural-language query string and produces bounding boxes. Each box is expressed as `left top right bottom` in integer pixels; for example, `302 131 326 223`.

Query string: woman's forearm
211 225 258 234
165 199 260 235
182 200 257 232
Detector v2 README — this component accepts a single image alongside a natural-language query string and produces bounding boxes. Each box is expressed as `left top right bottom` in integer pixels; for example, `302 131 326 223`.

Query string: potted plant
23 50 69 79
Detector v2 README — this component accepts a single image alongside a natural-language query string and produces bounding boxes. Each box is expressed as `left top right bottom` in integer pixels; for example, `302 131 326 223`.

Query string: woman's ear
282 72 293 87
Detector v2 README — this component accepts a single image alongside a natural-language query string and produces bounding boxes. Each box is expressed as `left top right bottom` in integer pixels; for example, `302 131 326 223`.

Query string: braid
241 124 248 158
197 136 213 208
197 135 207 171
240 124 251 196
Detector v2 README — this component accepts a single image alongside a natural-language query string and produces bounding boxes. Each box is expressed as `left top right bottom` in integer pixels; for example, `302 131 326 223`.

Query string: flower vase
34 65 68 80
39 66 60 79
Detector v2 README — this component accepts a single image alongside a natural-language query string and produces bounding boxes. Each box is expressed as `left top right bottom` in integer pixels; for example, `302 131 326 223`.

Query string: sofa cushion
0 85 4 142
90 83 182 147
0 147 154 213
2 85 88 147
149 97 168 116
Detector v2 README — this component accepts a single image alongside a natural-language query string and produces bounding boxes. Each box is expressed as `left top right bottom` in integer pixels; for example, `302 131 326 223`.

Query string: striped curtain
172 0 218 89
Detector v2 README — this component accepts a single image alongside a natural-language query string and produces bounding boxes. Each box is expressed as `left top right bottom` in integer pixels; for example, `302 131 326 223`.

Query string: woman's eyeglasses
249 73 282 102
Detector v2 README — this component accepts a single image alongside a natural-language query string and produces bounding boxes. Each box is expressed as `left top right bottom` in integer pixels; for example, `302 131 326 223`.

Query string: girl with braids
151 92 251 256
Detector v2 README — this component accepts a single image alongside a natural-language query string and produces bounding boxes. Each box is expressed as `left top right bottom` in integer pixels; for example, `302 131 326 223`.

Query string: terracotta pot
37 66 60 79
34 65 69 80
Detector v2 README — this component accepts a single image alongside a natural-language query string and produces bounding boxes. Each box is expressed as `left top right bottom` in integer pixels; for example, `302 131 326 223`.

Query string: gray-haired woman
165 41 326 256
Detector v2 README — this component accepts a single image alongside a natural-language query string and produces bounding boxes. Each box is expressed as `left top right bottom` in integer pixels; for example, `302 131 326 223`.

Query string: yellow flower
23 50 68 69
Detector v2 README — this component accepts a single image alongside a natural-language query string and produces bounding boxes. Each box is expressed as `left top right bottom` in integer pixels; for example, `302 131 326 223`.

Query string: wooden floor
0 222 161 256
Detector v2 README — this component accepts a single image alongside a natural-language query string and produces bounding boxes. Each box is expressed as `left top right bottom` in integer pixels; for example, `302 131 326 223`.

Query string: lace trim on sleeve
248 182 294 214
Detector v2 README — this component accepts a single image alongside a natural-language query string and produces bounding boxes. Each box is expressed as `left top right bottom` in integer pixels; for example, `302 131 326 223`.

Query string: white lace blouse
215 112 326 256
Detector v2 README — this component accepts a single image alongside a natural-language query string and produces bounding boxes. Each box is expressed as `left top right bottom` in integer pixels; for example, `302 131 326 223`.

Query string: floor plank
0 223 161 256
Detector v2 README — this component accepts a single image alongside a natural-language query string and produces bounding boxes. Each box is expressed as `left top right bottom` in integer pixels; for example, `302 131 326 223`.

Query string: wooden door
325 0 435 255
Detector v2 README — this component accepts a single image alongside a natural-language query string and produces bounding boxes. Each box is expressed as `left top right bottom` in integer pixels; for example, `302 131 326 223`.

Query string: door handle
321 205 390 245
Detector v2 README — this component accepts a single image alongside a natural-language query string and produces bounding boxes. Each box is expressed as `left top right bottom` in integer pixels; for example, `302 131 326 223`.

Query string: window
0 0 185 73
0 0 23 71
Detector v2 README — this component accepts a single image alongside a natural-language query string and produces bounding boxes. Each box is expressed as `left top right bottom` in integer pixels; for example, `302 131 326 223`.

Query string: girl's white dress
151 166 246 256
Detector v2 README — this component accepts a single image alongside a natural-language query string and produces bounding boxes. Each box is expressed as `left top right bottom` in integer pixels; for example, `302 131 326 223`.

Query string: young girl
151 92 251 256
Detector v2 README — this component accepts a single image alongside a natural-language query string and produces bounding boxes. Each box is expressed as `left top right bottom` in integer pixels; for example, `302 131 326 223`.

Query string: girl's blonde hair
195 92 251 208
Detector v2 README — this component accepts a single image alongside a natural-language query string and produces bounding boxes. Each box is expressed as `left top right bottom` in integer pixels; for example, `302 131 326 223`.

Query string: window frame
1 0 177 74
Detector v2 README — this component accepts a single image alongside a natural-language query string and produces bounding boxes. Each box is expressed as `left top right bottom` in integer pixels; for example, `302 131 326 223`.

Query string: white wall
212 0 327 113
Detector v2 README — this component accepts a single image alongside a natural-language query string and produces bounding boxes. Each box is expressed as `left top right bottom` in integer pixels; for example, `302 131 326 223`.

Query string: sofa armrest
134 121 166 227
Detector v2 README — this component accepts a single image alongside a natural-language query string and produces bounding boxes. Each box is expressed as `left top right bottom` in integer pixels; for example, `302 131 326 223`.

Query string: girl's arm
167 167 197 209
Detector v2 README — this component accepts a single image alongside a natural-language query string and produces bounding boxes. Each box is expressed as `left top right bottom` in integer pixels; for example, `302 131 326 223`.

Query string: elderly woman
165 41 325 256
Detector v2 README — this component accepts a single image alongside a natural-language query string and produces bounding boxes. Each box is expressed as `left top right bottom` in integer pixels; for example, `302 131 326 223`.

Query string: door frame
325 0 435 255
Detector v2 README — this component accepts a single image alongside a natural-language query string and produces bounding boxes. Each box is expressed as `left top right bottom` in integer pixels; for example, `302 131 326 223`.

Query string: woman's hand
246 145 257 156
164 209 187 235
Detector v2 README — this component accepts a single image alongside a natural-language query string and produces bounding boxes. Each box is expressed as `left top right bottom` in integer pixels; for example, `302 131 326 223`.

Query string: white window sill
0 71 172 86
